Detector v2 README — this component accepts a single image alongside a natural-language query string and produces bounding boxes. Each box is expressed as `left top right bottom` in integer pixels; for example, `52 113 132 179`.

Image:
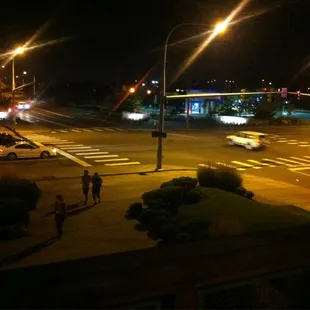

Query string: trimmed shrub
0 198 29 233
125 202 143 220
235 186 247 197
184 188 202 204
197 166 217 187
197 165 242 192
160 177 197 190
0 176 41 210
156 224 180 242
215 168 242 192
244 191 255 199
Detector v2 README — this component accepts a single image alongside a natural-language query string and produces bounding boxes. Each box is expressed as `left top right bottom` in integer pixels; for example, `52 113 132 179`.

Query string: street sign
281 87 287 98
152 131 167 138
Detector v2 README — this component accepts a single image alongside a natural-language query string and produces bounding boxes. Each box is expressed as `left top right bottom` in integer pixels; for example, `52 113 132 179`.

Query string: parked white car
0 141 57 160
226 131 270 150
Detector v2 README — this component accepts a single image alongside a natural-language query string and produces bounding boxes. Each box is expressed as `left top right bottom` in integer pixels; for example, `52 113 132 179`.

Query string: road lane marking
84 155 118 159
75 149 100 154
299 142 309 144
231 161 257 168
288 142 299 145
59 130 69 133
114 128 125 131
288 139 297 142
262 158 294 167
276 140 287 143
60 145 84 149
299 144 309 147
54 142 76 146
82 129 92 132
77 152 109 156
290 156 310 164
276 157 304 165
95 158 129 163
247 159 276 167
105 161 141 166
67 147 92 152
71 129 81 132
55 148 91 167
93 128 103 131
289 167 310 172
51 131 56 133
103 128 115 131
303 156 310 160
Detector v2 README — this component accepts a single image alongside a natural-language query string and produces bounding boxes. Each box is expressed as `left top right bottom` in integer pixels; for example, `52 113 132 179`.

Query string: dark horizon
0 0 309 89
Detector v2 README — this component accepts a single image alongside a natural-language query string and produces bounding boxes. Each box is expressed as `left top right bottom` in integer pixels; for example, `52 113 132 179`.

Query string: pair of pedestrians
82 170 103 204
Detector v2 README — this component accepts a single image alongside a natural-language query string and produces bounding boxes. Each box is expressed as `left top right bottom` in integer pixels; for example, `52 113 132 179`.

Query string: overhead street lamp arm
15 81 35 91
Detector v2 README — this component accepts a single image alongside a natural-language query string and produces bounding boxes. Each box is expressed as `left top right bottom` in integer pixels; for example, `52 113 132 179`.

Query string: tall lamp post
156 21 228 170
11 47 25 127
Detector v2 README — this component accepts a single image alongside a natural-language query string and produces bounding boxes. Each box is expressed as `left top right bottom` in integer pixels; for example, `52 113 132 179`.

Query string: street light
129 87 135 93
156 21 227 170
23 71 27 75
147 90 151 95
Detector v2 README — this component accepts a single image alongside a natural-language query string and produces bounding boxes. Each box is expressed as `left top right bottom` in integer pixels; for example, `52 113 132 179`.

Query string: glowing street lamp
129 87 135 93
14 47 25 55
23 71 27 75
147 90 151 95
213 21 228 34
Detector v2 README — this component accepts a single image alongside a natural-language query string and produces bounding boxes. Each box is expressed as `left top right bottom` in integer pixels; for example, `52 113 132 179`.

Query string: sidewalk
1 171 310 271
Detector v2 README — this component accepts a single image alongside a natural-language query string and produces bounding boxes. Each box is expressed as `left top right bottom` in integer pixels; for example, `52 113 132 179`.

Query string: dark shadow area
0 236 57 267
42 202 97 218
67 203 96 217
0 228 26 242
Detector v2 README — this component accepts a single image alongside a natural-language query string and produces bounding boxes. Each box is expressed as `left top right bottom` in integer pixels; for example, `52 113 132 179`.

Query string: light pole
11 47 25 128
156 21 227 170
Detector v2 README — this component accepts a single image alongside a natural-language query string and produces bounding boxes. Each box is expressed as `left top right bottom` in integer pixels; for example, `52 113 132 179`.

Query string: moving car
226 131 270 150
0 141 57 160
16 102 31 110
0 105 12 119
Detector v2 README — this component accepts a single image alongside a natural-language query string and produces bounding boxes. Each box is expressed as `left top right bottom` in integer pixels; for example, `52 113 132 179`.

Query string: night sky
0 0 309 89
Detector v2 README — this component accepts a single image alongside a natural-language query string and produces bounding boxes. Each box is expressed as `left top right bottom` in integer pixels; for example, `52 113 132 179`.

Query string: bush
0 176 41 210
197 165 242 192
125 202 143 220
160 177 197 190
235 186 247 197
156 224 180 242
184 188 202 204
142 186 185 215
197 166 217 187
215 168 242 192
244 191 255 199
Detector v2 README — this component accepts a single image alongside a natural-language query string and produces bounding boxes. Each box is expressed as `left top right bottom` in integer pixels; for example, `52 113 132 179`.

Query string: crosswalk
275 137 310 148
24 134 141 167
199 156 310 172
49 127 153 134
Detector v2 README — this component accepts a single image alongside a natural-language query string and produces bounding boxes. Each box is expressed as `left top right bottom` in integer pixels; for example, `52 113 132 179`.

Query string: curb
32 167 197 182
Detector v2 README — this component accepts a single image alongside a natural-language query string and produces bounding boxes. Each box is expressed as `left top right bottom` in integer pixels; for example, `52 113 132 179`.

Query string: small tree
253 96 279 119
216 96 235 115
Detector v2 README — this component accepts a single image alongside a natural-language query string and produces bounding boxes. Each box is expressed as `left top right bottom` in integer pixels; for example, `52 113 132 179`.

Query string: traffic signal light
264 88 267 92
296 90 300 95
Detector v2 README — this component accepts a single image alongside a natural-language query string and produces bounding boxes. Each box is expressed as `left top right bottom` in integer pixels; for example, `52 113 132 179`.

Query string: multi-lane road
4 106 310 188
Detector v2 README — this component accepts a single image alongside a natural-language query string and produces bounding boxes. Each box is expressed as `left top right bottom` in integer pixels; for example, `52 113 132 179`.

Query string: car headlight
53 148 57 153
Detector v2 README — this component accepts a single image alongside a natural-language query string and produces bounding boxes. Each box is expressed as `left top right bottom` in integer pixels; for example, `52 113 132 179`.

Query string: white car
16 102 31 110
0 141 57 160
226 131 270 150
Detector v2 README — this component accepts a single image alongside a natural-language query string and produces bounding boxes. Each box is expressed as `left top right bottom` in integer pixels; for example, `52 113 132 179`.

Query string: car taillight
8 108 12 113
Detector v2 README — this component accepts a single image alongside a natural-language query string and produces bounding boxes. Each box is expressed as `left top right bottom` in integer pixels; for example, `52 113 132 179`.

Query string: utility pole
11 57 16 129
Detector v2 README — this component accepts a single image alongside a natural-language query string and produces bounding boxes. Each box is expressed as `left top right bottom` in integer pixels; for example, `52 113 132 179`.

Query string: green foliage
253 96 280 119
160 177 197 190
125 202 143 220
244 191 255 199
197 165 243 192
0 176 41 211
216 96 235 115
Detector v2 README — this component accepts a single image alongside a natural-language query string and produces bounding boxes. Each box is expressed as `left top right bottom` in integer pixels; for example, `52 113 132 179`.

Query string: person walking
91 172 103 204
53 194 67 239
82 169 91 205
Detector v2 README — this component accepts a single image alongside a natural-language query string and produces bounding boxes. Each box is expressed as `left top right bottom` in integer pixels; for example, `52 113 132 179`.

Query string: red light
264 88 267 92
297 91 300 95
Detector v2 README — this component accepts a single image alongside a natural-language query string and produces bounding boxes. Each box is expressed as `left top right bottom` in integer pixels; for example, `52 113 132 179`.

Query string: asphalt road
5 106 310 190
